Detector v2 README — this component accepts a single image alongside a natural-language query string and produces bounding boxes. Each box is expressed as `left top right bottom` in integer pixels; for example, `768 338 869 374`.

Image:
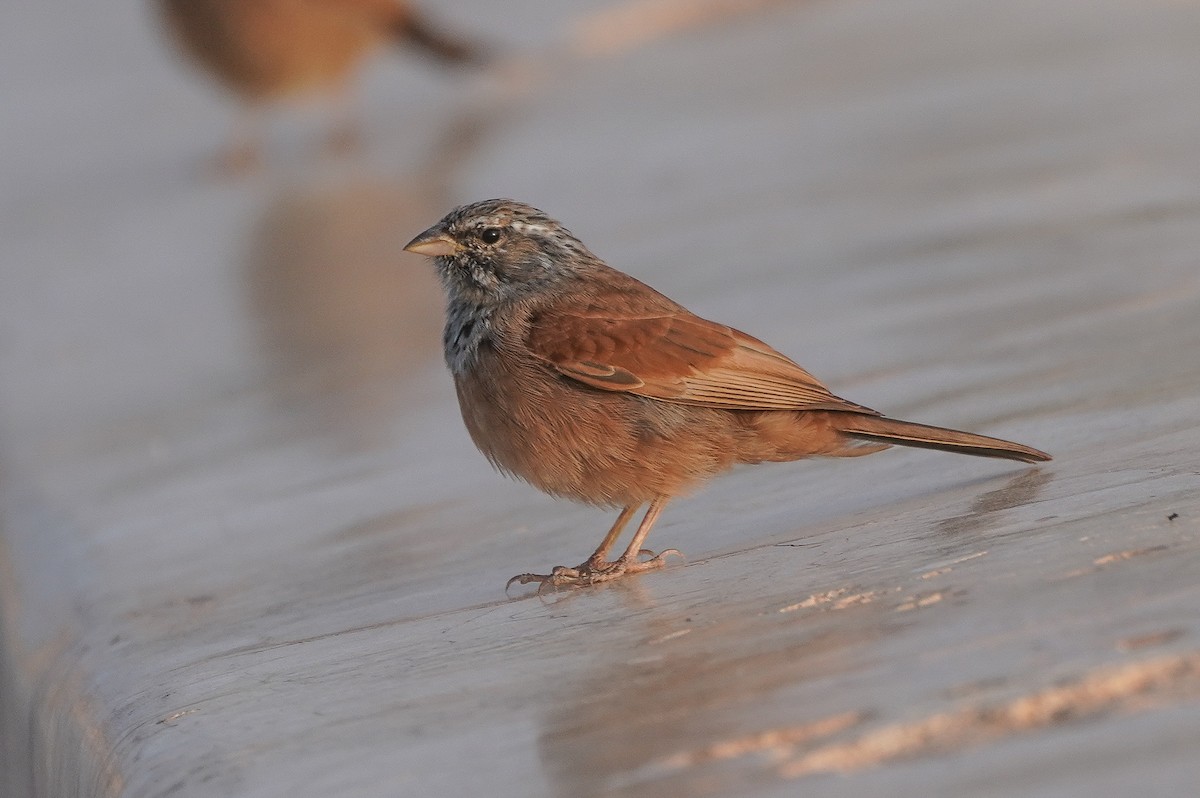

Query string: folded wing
526 303 878 415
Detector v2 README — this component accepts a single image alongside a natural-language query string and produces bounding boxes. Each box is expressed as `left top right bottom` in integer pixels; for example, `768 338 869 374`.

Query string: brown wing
526 306 878 414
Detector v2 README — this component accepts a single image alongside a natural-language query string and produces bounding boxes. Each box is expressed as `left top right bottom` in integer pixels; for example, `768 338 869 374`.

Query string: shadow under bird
404 199 1051 590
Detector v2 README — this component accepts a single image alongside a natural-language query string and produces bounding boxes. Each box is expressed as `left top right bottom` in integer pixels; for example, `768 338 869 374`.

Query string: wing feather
526 305 877 414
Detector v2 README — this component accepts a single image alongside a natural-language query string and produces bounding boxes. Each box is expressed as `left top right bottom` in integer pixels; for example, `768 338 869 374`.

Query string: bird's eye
479 227 502 244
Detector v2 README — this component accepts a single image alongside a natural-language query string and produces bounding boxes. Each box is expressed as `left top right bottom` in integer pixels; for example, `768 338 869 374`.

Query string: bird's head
404 199 598 306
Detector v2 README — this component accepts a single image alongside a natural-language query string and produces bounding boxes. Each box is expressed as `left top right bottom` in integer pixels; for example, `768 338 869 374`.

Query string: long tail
833 414 1051 463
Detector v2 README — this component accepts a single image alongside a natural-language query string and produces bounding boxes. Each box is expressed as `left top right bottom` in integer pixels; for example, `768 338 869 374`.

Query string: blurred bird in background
158 0 485 171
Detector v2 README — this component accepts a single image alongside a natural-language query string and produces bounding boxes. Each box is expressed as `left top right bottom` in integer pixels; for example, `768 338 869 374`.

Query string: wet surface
2 0 1200 796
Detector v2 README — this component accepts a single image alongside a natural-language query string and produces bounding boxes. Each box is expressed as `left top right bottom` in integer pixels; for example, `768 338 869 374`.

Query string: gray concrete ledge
3 1 1200 796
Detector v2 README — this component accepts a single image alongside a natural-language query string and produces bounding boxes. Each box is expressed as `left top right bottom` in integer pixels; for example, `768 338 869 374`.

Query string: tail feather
834 414 1050 464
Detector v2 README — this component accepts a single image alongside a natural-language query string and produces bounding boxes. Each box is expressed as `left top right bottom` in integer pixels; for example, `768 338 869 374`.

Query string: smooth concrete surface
2 1 1199 796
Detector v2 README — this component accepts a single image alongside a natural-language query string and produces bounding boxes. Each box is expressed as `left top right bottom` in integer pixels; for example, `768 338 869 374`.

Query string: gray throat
443 300 494 375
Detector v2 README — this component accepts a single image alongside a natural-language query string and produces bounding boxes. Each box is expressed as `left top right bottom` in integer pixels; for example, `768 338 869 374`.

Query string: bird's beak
403 227 459 257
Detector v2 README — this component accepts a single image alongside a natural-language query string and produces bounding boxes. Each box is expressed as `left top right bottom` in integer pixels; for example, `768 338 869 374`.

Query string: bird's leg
507 504 638 590
506 499 681 592
580 504 640 570
610 497 681 574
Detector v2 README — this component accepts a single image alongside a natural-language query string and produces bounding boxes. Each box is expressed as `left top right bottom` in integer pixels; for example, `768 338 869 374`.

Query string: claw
505 549 685 595
505 573 537 592
505 565 583 594
649 548 684 564
636 548 684 565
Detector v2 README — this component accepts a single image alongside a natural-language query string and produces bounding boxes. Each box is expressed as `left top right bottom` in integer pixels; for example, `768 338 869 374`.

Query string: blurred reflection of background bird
158 0 484 170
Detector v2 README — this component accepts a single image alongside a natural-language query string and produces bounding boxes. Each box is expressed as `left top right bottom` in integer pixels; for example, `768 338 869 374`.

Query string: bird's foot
506 549 683 593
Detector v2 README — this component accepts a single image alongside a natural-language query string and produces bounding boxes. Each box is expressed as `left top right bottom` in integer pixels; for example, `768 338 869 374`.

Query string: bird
403 199 1051 590
158 0 484 170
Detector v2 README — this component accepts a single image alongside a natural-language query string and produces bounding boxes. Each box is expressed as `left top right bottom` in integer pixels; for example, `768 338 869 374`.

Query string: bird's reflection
244 178 445 447
241 105 497 448
528 467 1051 795
533 580 885 797
935 467 1051 537
243 177 446 448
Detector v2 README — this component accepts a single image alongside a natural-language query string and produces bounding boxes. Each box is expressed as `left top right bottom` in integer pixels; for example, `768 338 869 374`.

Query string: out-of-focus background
2 1 1199 796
